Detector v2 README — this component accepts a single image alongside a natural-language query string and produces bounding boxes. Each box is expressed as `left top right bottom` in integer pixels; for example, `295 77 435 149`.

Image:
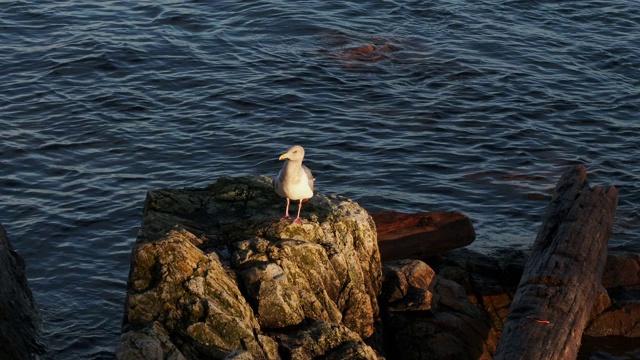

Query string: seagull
273 145 315 224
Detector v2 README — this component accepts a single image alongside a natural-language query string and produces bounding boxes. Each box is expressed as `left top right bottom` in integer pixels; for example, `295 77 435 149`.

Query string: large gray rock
0 224 41 360
117 176 382 360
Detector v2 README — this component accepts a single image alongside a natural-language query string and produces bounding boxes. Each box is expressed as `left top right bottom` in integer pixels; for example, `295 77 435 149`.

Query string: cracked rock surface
117 176 382 360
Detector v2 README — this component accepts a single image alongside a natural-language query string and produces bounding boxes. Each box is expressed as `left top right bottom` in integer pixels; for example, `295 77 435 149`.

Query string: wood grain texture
494 165 618 360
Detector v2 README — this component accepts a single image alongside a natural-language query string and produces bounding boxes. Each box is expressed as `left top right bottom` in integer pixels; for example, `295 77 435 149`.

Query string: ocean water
1 0 638 358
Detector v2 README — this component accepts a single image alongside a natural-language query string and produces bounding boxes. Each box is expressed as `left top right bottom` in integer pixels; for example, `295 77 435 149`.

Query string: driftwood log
494 165 618 360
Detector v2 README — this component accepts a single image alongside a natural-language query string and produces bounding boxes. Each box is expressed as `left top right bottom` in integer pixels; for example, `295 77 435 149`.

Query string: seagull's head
279 145 305 161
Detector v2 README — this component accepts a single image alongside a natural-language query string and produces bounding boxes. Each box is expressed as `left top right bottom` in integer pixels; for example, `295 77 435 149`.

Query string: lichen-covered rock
0 224 41 360
273 321 379 360
120 228 273 359
116 322 187 360
118 176 382 359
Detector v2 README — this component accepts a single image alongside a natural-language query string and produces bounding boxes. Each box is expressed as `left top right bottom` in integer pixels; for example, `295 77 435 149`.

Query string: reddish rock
329 43 398 62
381 259 436 311
372 210 476 261
585 285 640 337
585 301 640 337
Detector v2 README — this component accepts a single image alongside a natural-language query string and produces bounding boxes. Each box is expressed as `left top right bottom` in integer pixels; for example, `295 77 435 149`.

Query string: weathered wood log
494 165 618 360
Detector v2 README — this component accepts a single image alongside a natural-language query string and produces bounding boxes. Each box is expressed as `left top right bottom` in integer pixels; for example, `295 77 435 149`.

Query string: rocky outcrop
430 248 640 358
380 259 493 360
273 321 380 359
585 254 640 338
429 248 531 357
372 210 475 261
584 255 640 339
0 224 41 360
585 287 640 337
118 173 639 359
117 176 382 360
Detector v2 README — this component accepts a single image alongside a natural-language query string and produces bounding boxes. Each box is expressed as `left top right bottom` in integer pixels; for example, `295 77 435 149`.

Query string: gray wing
273 166 286 198
302 165 315 193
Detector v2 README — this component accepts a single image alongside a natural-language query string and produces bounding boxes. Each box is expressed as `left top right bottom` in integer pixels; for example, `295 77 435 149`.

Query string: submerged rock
118 176 382 360
0 224 41 360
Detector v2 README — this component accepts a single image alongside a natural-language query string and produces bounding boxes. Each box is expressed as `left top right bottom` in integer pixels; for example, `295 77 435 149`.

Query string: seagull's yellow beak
279 154 288 161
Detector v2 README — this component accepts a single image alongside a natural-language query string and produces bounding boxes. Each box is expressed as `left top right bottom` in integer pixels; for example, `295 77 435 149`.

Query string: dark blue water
1 0 638 358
